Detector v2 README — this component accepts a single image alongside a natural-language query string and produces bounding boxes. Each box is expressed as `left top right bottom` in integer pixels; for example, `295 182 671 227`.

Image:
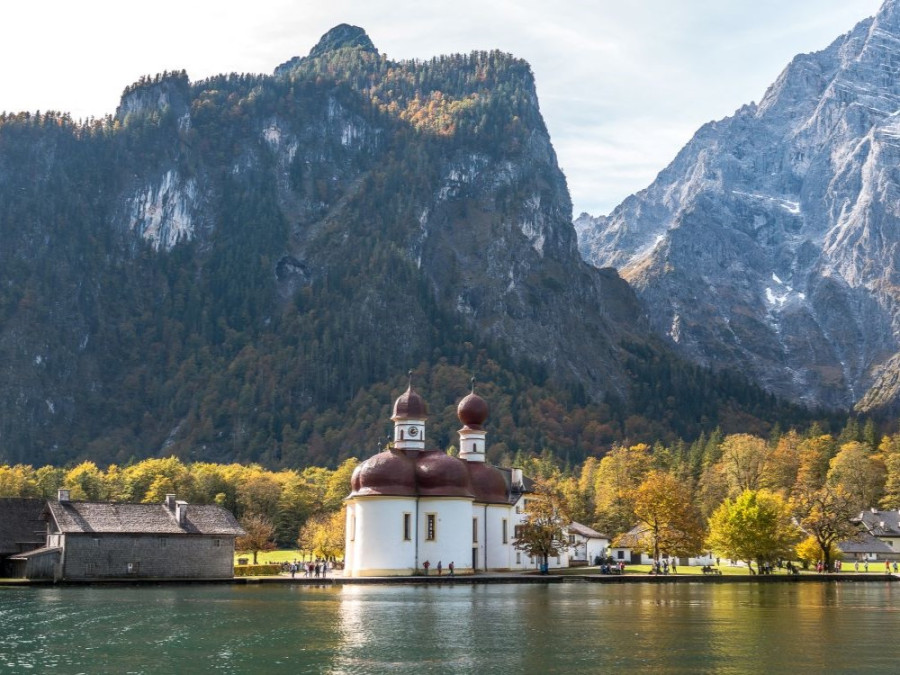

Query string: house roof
838 532 895 555
46 501 244 536
612 523 649 549
854 509 900 537
9 546 61 561
0 498 48 556
568 521 609 539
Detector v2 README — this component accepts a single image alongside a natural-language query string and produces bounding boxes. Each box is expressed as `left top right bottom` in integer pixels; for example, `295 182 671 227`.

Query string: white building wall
569 535 610 565
345 496 418 577
477 504 514 571
417 497 472 574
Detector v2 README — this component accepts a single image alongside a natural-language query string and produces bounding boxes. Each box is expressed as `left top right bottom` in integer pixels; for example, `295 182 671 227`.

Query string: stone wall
62 534 235 580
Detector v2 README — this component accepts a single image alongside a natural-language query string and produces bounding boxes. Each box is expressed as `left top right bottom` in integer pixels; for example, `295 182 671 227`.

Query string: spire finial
470 375 476 394
407 369 413 388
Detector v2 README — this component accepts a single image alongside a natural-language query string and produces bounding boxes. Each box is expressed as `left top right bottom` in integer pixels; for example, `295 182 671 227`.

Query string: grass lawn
552 563 814 576
234 549 312 565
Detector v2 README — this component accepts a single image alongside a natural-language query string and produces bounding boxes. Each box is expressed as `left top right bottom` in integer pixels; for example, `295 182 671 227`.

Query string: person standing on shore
448 562 454 576
437 561 442 576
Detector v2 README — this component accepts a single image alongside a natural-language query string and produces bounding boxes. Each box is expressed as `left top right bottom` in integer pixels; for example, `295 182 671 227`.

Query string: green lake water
1 581 899 673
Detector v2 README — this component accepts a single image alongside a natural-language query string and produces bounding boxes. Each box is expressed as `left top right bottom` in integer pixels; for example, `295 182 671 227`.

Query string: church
344 381 558 576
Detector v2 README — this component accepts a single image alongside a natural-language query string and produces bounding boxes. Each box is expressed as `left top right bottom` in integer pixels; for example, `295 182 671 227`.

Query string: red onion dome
468 462 509 504
393 385 429 420
415 451 474 498
349 450 416 497
457 392 489 429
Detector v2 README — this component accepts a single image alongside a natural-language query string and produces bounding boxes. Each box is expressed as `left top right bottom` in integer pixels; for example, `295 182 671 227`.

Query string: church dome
393 385 429 420
468 462 509 504
349 450 417 497
415 451 474 498
457 392 489 429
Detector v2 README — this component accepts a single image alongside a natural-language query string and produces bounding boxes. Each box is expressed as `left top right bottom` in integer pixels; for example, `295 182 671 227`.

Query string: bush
234 564 282 577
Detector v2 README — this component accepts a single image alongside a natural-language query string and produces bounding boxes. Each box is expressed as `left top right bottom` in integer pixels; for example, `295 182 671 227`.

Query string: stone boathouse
10 491 244 581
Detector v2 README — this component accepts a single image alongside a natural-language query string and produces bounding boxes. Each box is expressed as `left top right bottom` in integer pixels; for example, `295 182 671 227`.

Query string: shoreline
2 571 898 587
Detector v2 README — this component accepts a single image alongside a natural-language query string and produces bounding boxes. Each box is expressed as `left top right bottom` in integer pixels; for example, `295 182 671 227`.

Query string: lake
1 581 898 673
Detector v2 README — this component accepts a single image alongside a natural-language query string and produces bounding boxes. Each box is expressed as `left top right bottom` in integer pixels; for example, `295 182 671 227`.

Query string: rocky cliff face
577 0 900 411
0 25 658 466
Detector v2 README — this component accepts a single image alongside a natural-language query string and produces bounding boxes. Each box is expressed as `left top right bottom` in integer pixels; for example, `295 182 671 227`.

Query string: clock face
408 426 419 437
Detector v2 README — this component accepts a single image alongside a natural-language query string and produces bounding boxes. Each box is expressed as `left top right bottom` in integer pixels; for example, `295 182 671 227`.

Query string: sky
0 0 885 216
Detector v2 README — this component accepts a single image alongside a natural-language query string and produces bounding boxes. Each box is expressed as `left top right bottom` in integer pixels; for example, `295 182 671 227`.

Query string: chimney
57 489 70 503
164 494 177 511
175 501 187 527
511 468 523 490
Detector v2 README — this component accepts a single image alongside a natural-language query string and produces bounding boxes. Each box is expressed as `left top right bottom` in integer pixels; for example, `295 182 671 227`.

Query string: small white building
344 382 564 576
612 524 715 566
566 522 609 566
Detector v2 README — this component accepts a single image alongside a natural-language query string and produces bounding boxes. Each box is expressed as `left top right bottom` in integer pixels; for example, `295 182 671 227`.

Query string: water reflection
3 582 900 673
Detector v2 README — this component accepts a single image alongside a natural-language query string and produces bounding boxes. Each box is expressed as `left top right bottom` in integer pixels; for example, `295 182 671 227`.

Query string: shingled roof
45 501 244 536
568 521 609 539
838 532 895 555
0 498 47 556
854 509 900 537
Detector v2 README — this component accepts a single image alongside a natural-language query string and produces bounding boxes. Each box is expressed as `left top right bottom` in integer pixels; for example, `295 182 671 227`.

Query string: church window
472 518 478 543
502 519 508 544
403 513 411 540
350 514 356 542
426 514 436 540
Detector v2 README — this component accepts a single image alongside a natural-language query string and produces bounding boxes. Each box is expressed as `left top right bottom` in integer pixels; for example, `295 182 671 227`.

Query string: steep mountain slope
0 26 643 467
0 26 814 468
576 0 900 412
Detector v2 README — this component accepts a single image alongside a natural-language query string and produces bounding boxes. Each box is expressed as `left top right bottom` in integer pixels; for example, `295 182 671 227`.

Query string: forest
0 32 852 473
1 416 894 569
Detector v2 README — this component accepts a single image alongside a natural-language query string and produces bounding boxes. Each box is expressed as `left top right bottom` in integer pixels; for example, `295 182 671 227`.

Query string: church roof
392 385 428 420
349 449 477 498
457 391 489 429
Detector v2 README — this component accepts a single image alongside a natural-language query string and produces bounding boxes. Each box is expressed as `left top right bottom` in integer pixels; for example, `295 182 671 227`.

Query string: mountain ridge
576 0 900 413
0 26 821 469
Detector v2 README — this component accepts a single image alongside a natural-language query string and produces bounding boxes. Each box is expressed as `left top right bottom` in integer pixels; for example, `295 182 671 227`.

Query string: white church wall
345 496 418 577
417 497 472 575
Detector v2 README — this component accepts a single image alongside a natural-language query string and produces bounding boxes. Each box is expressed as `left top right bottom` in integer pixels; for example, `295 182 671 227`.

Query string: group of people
287 560 330 578
598 560 625 575
422 560 454 576
650 559 676 575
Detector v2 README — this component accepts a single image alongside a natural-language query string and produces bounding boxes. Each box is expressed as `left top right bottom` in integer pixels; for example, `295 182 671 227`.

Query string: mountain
0 26 813 468
576 0 900 414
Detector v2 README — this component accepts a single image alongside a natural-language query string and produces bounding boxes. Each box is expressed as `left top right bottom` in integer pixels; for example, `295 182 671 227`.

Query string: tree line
0 456 357 548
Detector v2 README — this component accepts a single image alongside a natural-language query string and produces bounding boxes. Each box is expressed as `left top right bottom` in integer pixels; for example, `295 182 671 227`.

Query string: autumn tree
761 430 802 496
881 449 900 509
64 461 107 501
591 444 651 536
718 434 769 495
619 470 704 563
297 508 346 561
514 478 570 571
235 513 276 565
795 535 840 570
826 441 886 511
706 489 799 573
794 435 837 493
791 484 859 572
